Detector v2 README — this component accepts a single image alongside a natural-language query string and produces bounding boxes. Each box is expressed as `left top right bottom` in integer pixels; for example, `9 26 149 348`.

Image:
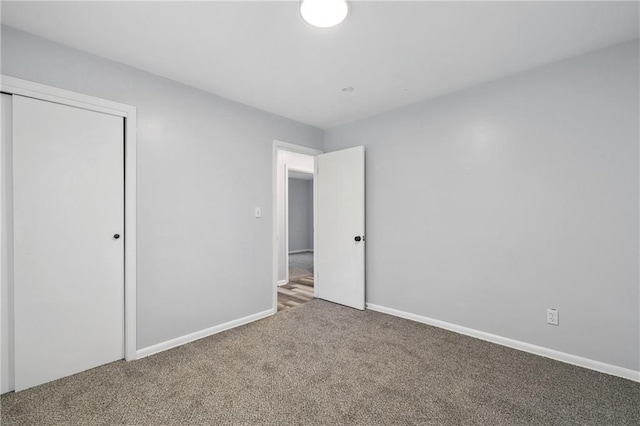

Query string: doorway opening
272 141 366 314
273 141 322 313
279 169 315 312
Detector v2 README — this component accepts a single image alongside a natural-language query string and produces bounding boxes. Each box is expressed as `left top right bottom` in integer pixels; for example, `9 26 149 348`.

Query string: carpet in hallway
288 251 313 281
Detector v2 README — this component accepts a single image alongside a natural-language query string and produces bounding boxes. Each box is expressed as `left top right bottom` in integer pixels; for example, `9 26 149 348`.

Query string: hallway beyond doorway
288 251 313 281
278 252 314 312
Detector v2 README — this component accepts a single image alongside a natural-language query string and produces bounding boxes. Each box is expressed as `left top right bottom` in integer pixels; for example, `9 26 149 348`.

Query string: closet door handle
354 236 362 242
113 234 120 239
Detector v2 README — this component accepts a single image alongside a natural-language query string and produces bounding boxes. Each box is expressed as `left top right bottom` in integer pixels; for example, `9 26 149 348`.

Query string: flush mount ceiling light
300 0 349 29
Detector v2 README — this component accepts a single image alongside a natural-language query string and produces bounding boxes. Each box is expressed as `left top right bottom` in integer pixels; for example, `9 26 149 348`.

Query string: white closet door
316 146 365 310
13 95 124 391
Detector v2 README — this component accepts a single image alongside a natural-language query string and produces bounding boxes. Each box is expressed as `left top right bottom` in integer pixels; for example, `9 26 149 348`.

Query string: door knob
354 236 362 242
113 234 120 239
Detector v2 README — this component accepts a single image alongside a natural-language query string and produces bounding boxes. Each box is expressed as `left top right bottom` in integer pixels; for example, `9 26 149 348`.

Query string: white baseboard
277 279 287 286
366 303 639 383
289 249 313 254
136 309 273 359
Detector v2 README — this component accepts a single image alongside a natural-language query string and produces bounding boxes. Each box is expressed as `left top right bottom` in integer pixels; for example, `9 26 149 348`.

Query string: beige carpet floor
2 300 639 425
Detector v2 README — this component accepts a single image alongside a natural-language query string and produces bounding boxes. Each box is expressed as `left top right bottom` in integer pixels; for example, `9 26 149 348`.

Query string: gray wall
3 24 638 372
288 178 313 252
1 26 323 349
325 40 639 371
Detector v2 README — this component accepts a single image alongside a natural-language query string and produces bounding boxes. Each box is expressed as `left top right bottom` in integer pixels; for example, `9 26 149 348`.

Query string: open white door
316 146 365 310
12 95 124 391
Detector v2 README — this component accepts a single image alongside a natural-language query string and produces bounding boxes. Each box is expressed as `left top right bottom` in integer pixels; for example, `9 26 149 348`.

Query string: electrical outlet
546 308 559 326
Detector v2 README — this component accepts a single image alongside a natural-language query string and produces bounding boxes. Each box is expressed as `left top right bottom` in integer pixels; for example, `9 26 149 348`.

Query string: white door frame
272 140 322 314
284 164 289 285
0 75 138 362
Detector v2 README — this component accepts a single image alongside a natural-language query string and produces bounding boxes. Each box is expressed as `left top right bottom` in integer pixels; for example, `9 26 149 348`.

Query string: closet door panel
13 95 124 391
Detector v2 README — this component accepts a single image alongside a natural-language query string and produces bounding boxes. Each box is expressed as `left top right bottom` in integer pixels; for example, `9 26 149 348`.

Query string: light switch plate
254 207 261 218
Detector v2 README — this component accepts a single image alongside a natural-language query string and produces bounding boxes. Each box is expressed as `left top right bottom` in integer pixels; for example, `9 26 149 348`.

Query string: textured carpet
288 251 313 281
2 300 639 425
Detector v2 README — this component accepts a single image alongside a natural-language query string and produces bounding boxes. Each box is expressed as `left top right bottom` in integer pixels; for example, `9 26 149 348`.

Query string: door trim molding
1 75 138 362
272 140 322 314
284 164 290 285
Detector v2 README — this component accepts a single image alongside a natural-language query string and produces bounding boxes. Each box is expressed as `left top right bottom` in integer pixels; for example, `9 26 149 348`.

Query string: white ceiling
2 1 638 129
